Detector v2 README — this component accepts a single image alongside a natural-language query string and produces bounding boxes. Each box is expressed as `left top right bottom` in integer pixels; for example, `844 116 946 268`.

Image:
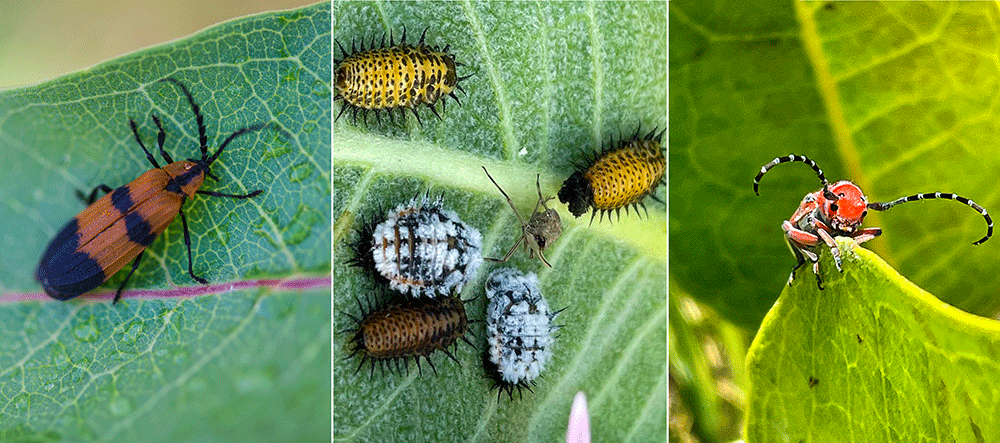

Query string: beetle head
821 181 868 233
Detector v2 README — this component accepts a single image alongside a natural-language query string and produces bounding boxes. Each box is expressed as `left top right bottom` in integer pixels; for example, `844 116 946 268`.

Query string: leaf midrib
333 130 666 262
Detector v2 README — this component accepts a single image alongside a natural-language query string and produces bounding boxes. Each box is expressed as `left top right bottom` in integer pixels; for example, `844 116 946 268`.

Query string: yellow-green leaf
670 0 1000 331
747 237 1000 442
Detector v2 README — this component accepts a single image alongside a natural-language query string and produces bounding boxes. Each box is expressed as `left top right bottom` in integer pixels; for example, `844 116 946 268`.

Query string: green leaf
670 1 1000 330
746 237 1000 441
0 3 330 442
333 2 665 442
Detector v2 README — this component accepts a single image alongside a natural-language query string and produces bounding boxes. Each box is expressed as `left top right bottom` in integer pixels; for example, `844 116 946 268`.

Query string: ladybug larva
359 195 482 298
334 27 471 125
484 267 560 400
344 294 473 376
558 125 666 223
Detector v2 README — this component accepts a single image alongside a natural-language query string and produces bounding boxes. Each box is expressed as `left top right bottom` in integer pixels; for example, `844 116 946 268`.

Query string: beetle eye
830 203 839 212
862 209 868 218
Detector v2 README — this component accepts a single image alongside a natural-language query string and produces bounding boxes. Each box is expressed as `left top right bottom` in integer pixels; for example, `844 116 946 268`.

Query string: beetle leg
784 235 822 288
76 184 114 205
784 236 807 286
782 220 820 246
813 225 843 272
179 207 208 285
851 227 882 244
812 260 824 290
113 250 145 304
783 220 826 289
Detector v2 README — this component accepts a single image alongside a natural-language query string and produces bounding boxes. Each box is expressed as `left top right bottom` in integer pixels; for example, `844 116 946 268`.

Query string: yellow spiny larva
558 125 665 224
334 27 470 125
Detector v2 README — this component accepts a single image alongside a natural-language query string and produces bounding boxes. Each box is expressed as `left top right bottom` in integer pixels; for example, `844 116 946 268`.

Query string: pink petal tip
565 391 590 443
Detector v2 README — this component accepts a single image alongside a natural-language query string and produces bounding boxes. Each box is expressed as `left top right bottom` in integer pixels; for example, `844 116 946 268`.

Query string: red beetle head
821 181 868 232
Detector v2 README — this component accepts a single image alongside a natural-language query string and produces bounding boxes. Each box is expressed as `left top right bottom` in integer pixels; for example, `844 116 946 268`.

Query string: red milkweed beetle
753 154 993 289
35 77 282 304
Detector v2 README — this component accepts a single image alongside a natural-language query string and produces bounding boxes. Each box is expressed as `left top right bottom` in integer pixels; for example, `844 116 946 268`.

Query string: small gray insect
481 166 563 267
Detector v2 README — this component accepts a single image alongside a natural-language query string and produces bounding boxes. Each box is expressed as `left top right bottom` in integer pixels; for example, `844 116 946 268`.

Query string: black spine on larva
482 349 535 401
753 154 830 196
344 209 388 285
346 295 472 377
868 192 994 245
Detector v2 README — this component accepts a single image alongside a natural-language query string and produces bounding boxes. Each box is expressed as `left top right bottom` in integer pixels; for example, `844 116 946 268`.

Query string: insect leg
76 184 114 205
537 250 553 268
486 236 524 264
482 167 529 227
783 221 822 288
179 207 208 284
534 173 557 212
782 220 820 246
113 250 145 304
811 260 825 290
851 227 883 244
813 224 843 272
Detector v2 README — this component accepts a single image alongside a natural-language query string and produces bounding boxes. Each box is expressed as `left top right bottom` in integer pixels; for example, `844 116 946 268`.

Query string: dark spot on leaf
971 417 984 443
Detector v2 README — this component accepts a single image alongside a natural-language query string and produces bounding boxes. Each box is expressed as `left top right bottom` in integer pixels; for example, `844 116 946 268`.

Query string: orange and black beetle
36 77 277 303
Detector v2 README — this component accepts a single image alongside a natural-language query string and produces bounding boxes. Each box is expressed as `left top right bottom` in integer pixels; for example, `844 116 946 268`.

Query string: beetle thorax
163 161 206 199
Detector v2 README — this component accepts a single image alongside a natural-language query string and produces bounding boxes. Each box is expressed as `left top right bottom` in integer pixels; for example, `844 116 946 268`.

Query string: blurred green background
0 0 315 89
670 1 1000 441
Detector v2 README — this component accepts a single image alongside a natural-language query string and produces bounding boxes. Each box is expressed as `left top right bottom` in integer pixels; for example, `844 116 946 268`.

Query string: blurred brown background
0 0 317 88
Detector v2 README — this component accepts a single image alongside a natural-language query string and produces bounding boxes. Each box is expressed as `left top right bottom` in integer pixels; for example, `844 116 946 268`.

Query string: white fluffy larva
484 267 559 400
372 195 483 297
